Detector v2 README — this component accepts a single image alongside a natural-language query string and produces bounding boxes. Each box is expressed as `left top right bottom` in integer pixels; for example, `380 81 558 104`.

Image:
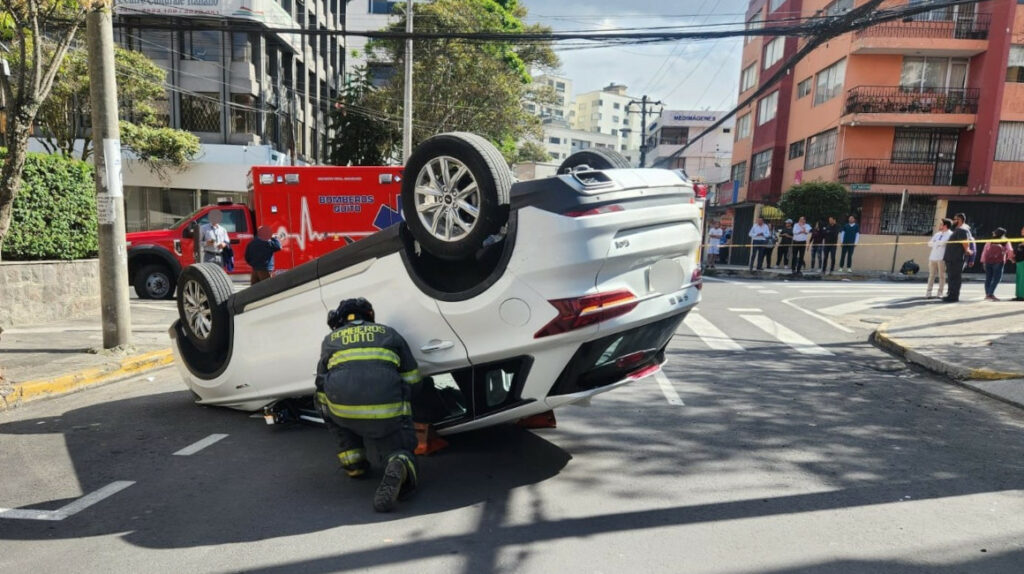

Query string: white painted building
645 110 734 186
538 118 620 163
525 74 573 121
345 0 401 86
570 83 642 163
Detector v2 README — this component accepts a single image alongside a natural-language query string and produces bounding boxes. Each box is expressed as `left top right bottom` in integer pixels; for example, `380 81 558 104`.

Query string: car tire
558 148 632 173
177 263 233 353
401 132 512 261
134 264 176 300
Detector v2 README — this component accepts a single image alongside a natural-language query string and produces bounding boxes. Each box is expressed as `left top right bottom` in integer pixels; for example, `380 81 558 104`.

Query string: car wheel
558 148 632 173
134 264 176 300
177 263 233 352
402 132 512 261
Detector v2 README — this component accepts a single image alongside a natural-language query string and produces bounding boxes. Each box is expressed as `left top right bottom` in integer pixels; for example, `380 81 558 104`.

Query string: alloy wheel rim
414 155 480 243
182 280 212 339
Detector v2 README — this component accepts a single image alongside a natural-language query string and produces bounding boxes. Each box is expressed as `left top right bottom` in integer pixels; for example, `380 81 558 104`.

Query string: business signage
672 114 717 122
114 0 302 51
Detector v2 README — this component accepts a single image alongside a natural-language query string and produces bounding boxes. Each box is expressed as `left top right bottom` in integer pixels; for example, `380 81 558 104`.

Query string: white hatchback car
171 133 702 435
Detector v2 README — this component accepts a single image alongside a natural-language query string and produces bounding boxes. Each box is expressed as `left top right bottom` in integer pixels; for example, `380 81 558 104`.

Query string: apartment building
345 0 401 85
645 110 734 186
111 0 346 231
524 74 574 121
571 83 643 163
728 0 1024 268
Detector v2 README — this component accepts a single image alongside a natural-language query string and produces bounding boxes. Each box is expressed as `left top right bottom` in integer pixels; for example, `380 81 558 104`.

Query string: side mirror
183 223 195 239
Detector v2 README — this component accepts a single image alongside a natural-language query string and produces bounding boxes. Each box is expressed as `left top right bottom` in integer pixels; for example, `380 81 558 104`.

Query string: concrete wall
0 260 100 329
848 234 933 273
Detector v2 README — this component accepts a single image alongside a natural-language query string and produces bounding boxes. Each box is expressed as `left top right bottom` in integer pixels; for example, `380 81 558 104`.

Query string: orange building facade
727 0 1024 241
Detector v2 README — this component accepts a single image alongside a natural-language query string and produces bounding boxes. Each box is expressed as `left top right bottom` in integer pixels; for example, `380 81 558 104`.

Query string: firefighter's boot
373 457 408 513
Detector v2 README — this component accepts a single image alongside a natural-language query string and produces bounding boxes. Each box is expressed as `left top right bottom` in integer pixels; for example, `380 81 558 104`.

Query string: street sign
850 183 871 191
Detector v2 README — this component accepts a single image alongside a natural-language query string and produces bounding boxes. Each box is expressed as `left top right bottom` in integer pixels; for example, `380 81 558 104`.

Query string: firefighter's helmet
328 298 374 329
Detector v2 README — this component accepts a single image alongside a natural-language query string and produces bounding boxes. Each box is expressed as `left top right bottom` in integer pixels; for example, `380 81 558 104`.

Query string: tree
329 67 399 166
778 181 851 226
0 0 86 260
359 0 558 163
511 140 551 164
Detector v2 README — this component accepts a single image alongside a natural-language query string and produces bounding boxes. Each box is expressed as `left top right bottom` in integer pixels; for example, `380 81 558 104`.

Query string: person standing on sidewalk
981 227 1015 301
706 221 723 269
1015 225 1024 301
776 220 794 268
791 216 810 274
943 213 974 302
821 217 840 275
839 215 860 272
926 218 952 299
245 225 282 285
810 221 825 269
200 210 230 267
749 217 771 271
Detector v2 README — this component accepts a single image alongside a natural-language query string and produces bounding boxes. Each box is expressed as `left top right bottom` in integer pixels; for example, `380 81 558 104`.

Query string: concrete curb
872 323 1024 381
0 349 174 411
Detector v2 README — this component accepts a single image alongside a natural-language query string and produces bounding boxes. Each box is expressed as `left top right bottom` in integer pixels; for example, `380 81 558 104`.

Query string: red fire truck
125 165 404 299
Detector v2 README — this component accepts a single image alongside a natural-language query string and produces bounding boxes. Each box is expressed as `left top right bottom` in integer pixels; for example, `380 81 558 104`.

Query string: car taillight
564 204 624 217
534 289 639 338
691 268 703 290
615 350 649 370
627 363 661 380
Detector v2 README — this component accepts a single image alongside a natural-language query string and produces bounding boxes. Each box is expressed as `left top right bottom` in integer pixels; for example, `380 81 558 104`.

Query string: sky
520 0 751 112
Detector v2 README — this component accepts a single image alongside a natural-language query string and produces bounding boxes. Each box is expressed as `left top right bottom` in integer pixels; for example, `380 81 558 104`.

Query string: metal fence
854 13 990 40
843 87 980 115
837 158 969 187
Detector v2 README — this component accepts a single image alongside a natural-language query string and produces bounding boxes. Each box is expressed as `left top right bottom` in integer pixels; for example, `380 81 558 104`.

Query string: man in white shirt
927 218 952 298
748 217 771 271
791 216 811 274
706 222 724 269
201 209 231 266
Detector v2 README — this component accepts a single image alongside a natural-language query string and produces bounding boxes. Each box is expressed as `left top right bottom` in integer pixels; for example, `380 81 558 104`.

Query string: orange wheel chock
516 410 557 429
414 422 449 455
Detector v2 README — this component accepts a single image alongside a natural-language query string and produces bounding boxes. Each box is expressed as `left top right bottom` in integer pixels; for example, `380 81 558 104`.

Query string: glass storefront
124 187 249 232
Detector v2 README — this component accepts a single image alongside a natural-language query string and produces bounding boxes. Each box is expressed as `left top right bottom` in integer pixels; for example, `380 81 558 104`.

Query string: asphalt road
2 278 1023 574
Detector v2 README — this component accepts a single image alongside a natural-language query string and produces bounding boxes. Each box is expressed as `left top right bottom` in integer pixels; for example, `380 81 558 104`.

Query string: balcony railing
854 13 990 40
838 158 969 187
843 86 980 115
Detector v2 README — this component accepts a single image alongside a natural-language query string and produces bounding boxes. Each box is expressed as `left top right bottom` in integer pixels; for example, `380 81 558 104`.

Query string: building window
731 161 747 187
804 128 838 170
611 129 618 136
823 0 853 16
900 57 968 93
995 122 1024 161
757 91 778 125
369 0 398 14
723 127 731 133
736 113 751 139
136 29 171 60
796 78 812 99
181 93 221 132
556 81 566 91
1008 46 1024 83
183 30 222 61
789 140 805 159
892 127 959 163
740 63 757 93
659 127 688 145
880 196 937 235
769 0 785 12
745 12 763 45
612 115 620 123
549 136 561 144
813 58 846 106
763 38 783 69
613 102 620 109
231 33 252 62
368 63 395 88
231 94 257 134
751 150 772 181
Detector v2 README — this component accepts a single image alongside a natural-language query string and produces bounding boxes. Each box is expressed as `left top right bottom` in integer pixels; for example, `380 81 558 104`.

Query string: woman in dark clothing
810 221 825 269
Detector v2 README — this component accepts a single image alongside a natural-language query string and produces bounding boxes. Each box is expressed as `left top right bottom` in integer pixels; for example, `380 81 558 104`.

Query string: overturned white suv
171 133 702 435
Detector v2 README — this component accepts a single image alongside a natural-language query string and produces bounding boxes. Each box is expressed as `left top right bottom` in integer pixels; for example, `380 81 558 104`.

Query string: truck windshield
167 208 206 229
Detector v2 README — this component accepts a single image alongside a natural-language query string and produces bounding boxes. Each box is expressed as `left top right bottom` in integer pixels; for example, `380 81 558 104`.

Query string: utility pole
402 0 414 163
86 2 131 348
626 95 663 167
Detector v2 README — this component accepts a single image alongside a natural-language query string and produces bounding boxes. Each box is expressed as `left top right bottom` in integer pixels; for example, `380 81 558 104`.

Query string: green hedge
4 152 98 261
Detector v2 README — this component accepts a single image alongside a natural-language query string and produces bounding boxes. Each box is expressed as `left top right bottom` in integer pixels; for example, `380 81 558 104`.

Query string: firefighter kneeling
315 298 421 512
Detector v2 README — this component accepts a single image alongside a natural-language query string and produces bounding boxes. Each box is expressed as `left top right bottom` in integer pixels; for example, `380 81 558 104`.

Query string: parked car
170 133 703 435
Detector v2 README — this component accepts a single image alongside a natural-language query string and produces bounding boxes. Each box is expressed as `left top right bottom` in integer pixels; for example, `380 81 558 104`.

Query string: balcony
838 158 969 187
851 13 990 57
841 87 978 127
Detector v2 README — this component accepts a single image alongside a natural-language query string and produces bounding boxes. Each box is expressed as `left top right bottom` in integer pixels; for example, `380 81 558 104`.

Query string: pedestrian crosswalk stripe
684 313 746 351
654 371 684 406
818 297 894 317
740 314 834 356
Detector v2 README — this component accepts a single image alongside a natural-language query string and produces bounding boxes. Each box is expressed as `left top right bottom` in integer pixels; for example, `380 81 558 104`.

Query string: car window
196 209 249 233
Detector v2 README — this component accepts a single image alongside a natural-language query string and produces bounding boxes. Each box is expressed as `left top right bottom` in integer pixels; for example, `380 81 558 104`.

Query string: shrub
778 181 851 226
4 152 98 260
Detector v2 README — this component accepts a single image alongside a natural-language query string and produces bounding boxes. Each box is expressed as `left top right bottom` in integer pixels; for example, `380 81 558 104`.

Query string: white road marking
0 481 135 521
728 308 762 312
781 297 855 334
654 371 684 406
818 297 894 317
701 276 736 283
684 313 746 351
758 290 780 294
130 302 177 311
173 433 229 456
741 314 834 356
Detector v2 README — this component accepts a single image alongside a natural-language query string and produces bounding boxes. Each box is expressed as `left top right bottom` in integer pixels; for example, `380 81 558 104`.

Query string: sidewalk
874 298 1024 410
703 263 969 282
0 300 179 409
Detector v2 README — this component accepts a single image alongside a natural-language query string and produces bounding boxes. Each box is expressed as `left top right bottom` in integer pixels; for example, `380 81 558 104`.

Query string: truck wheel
134 264 176 300
558 148 632 173
177 263 233 353
402 132 512 261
